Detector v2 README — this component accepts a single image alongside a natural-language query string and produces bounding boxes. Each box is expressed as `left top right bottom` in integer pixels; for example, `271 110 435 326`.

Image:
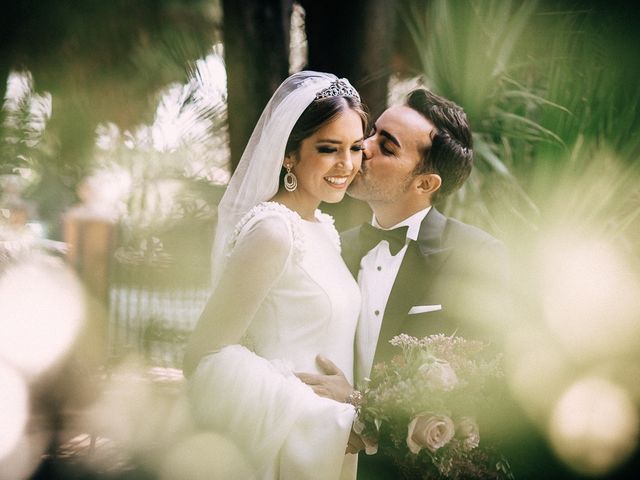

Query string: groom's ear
416 173 442 197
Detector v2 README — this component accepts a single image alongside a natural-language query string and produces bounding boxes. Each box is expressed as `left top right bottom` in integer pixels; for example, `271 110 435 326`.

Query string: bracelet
345 389 363 407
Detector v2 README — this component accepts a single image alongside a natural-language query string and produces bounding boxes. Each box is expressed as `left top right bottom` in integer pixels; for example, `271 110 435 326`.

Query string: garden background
1 1 639 478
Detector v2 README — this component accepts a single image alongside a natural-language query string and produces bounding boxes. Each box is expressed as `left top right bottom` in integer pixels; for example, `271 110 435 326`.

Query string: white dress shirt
355 207 431 382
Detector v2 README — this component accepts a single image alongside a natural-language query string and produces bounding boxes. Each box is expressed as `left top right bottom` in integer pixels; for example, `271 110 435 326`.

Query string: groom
298 88 509 477
345 89 509 380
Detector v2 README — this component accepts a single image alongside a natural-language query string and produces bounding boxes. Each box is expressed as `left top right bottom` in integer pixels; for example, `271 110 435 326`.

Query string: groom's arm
295 355 356 404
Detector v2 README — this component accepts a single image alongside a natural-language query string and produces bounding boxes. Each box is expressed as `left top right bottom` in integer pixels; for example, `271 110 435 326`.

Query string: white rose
418 358 459 391
406 414 455 454
456 416 480 450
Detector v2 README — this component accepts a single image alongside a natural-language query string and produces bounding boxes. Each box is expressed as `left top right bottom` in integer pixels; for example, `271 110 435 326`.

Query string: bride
183 71 368 479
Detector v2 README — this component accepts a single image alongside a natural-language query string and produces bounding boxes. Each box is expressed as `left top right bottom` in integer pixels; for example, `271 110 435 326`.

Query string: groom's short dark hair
406 89 473 203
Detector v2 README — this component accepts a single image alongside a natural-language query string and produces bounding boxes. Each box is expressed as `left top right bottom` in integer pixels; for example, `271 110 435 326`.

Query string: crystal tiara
315 79 360 101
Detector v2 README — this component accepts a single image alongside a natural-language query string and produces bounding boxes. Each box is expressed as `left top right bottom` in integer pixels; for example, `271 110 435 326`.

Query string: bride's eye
317 146 337 154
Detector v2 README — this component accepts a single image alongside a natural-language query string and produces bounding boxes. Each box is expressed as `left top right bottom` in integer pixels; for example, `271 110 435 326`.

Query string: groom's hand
295 355 354 403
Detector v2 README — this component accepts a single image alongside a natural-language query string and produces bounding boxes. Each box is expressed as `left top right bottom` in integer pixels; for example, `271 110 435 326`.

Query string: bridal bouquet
355 334 513 480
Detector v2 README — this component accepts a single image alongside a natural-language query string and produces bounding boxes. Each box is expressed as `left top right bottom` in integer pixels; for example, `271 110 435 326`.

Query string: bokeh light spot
0 429 50 480
0 362 28 462
549 377 639 476
506 328 571 425
538 234 640 360
0 256 85 377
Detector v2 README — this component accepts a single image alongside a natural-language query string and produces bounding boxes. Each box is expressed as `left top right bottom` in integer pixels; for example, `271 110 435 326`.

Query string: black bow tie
359 223 409 256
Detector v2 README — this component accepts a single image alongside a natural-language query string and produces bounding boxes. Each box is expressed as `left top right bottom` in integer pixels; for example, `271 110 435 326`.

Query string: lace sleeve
184 212 294 374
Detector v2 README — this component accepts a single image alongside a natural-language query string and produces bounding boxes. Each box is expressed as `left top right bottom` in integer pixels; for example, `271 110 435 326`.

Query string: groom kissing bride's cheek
297 89 514 479
185 71 515 480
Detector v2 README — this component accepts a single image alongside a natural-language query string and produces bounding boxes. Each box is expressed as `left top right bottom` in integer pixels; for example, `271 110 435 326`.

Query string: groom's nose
362 138 373 161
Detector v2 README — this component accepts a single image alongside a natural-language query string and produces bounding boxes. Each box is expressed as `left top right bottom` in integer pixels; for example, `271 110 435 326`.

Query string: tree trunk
300 0 398 119
299 0 398 229
221 0 293 171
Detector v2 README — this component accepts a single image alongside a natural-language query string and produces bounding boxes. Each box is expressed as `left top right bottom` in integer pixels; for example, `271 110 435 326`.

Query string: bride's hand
295 355 354 403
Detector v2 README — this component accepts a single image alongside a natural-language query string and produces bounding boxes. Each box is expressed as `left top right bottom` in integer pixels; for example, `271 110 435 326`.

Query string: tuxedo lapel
372 208 453 363
340 224 367 278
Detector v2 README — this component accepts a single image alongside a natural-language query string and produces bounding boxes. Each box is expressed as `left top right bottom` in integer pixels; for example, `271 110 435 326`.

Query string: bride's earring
284 164 297 192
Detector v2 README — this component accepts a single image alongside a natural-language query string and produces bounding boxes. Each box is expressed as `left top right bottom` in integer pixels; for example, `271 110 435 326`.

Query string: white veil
211 71 358 287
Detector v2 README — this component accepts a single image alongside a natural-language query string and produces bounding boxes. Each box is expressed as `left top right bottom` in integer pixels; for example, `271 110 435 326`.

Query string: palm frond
402 0 549 233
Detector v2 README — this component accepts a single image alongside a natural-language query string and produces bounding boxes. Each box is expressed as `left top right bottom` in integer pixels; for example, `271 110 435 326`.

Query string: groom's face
347 105 435 205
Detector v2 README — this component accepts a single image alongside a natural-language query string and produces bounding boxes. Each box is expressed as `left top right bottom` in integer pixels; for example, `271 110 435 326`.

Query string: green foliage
0 71 74 235
528 7 640 165
1 0 223 237
528 138 640 250
1 71 53 176
404 0 554 233
96 51 229 283
401 0 640 242
511 5 640 255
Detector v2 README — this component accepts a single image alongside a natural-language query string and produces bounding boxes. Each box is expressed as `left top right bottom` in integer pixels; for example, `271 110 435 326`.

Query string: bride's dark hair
284 95 369 157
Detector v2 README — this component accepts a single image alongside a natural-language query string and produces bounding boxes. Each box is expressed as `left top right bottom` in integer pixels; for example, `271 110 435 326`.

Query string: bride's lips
323 175 350 189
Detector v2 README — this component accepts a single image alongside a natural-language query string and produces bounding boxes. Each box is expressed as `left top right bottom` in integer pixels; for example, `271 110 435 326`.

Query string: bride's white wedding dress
188 202 361 479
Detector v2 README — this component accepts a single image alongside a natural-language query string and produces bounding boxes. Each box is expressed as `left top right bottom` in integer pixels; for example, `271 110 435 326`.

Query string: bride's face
288 108 364 205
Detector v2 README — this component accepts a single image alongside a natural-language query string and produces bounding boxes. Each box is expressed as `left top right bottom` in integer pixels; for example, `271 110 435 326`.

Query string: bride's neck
270 191 319 221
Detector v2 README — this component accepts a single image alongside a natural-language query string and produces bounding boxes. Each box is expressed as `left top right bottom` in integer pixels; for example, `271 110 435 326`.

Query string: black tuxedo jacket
342 207 511 480
342 207 509 368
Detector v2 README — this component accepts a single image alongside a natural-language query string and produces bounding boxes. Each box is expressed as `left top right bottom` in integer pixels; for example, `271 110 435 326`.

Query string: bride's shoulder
236 201 302 230
227 201 305 258
314 209 341 252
